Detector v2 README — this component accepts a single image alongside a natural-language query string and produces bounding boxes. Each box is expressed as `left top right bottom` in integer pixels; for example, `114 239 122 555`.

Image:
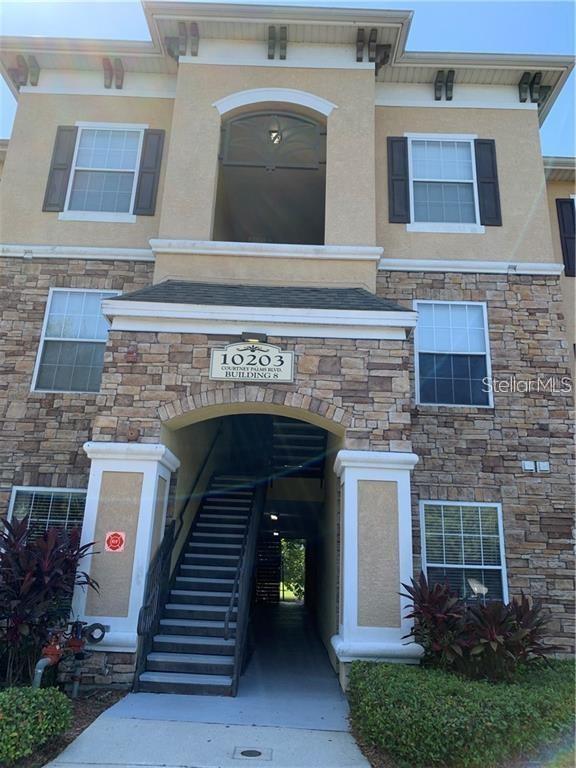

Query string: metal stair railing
224 481 266 696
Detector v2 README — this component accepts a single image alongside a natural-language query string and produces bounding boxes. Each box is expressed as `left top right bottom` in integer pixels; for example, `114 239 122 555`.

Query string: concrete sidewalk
44 716 370 768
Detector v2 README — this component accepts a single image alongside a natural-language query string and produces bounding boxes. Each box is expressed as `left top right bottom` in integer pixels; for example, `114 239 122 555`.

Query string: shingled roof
115 280 410 313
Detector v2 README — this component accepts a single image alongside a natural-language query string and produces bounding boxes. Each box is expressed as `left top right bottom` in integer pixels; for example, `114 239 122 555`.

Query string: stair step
184 554 240 566
170 589 236 605
153 634 235 655
160 618 236 637
175 577 235 592
180 566 237 580
201 514 249 521
164 604 236 621
197 522 247 530
139 671 233 696
188 543 242 553
146 652 234 675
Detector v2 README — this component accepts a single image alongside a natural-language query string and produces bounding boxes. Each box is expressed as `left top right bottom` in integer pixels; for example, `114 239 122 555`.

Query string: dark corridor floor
107 602 350 731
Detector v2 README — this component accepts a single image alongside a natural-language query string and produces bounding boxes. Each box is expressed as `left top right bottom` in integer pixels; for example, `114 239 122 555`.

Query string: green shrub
0 687 72 765
348 660 575 768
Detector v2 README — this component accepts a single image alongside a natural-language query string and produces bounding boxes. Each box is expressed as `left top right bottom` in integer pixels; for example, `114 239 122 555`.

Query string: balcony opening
213 110 326 245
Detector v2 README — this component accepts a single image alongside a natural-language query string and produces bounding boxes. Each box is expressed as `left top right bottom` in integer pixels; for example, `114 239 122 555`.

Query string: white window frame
31 287 120 394
58 121 148 223
8 486 87 529
405 132 485 234
414 299 494 408
419 499 509 603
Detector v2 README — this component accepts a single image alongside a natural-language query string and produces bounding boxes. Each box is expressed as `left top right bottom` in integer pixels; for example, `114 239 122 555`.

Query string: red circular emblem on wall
105 531 126 553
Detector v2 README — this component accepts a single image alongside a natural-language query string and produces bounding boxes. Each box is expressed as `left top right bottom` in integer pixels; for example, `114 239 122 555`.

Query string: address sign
209 342 294 382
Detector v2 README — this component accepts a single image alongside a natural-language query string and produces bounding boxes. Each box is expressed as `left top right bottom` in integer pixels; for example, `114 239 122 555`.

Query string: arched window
213 111 326 245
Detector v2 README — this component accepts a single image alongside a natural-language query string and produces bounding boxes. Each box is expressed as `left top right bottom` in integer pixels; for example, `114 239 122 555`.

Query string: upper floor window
409 138 479 225
67 128 142 214
387 134 502 233
420 501 507 603
42 123 165 221
415 300 493 407
33 289 117 393
9 487 86 540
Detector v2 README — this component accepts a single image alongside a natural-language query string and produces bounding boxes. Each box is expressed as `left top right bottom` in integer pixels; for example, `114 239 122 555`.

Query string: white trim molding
0 244 154 262
73 441 180 652
149 239 381 262
330 449 422 664
83 441 180 473
378 258 564 276
102 298 417 341
212 87 337 117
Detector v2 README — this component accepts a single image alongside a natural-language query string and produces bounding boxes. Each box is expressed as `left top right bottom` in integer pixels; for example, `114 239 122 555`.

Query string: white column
72 442 180 652
330 449 423 663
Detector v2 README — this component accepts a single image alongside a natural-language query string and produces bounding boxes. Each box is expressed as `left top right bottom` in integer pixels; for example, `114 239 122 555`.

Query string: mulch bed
14 689 126 768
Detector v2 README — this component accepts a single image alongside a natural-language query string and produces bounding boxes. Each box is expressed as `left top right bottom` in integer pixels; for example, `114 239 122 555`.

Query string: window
415 301 492 407
407 134 482 233
33 289 117 393
61 124 146 222
420 501 507 602
9 487 86 540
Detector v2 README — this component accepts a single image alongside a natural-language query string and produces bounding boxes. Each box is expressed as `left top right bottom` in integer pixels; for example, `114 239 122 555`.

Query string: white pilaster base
72 442 180 652
330 450 423 664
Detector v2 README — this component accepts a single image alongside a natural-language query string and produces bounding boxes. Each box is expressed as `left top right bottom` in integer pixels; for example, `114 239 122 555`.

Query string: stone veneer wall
91 333 413 452
58 650 136 689
0 257 154 514
377 270 575 652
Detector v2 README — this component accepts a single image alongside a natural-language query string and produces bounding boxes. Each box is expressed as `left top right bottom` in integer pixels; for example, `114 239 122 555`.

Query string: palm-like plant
0 515 98 685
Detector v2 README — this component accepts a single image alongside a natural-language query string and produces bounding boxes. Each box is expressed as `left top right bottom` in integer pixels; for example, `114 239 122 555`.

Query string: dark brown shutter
474 139 502 226
133 129 165 216
557 199 575 277
42 126 78 212
387 137 410 223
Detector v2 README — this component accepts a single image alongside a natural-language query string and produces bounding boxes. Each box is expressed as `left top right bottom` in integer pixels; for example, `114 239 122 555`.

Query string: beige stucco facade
0 93 173 249
376 106 555 264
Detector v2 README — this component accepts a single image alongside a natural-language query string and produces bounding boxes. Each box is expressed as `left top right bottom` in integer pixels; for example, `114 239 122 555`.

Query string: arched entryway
156 404 344 696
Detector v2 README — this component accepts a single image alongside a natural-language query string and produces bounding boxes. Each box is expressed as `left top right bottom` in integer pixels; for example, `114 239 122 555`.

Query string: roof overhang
0 2 573 124
543 155 575 183
102 296 417 341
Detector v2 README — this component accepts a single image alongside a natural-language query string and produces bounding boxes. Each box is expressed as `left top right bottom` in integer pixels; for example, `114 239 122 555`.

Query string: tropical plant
281 539 305 600
0 515 98 685
402 572 559 681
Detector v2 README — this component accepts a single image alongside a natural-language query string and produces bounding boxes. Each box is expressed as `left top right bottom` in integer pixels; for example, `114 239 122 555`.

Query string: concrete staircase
138 475 257 696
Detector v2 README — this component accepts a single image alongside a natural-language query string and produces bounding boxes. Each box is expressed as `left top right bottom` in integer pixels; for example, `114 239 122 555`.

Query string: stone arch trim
158 386 353 433
212 87 337 117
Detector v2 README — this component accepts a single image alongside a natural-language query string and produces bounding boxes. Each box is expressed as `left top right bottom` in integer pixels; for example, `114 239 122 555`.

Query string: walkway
46 604 370 768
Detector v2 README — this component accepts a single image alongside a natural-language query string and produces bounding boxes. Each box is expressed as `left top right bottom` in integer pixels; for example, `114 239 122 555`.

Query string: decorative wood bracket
189 22 199 56
356 28 365 63
375 44 391 75
529 72 542 103
27 55 40 86
102 57 113 88
367 28 378 63
267 26 276 60
434 70 445 101
518 71 531 102
113 58 124 89
445 69 455 100
279 26 287 60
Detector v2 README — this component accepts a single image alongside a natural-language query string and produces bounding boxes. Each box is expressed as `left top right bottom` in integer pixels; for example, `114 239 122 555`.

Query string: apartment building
0 2 573 695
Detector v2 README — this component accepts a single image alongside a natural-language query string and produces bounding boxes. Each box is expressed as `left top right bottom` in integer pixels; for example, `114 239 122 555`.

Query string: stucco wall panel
0 93 173 248
357 479 400 628
85 471 143 617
